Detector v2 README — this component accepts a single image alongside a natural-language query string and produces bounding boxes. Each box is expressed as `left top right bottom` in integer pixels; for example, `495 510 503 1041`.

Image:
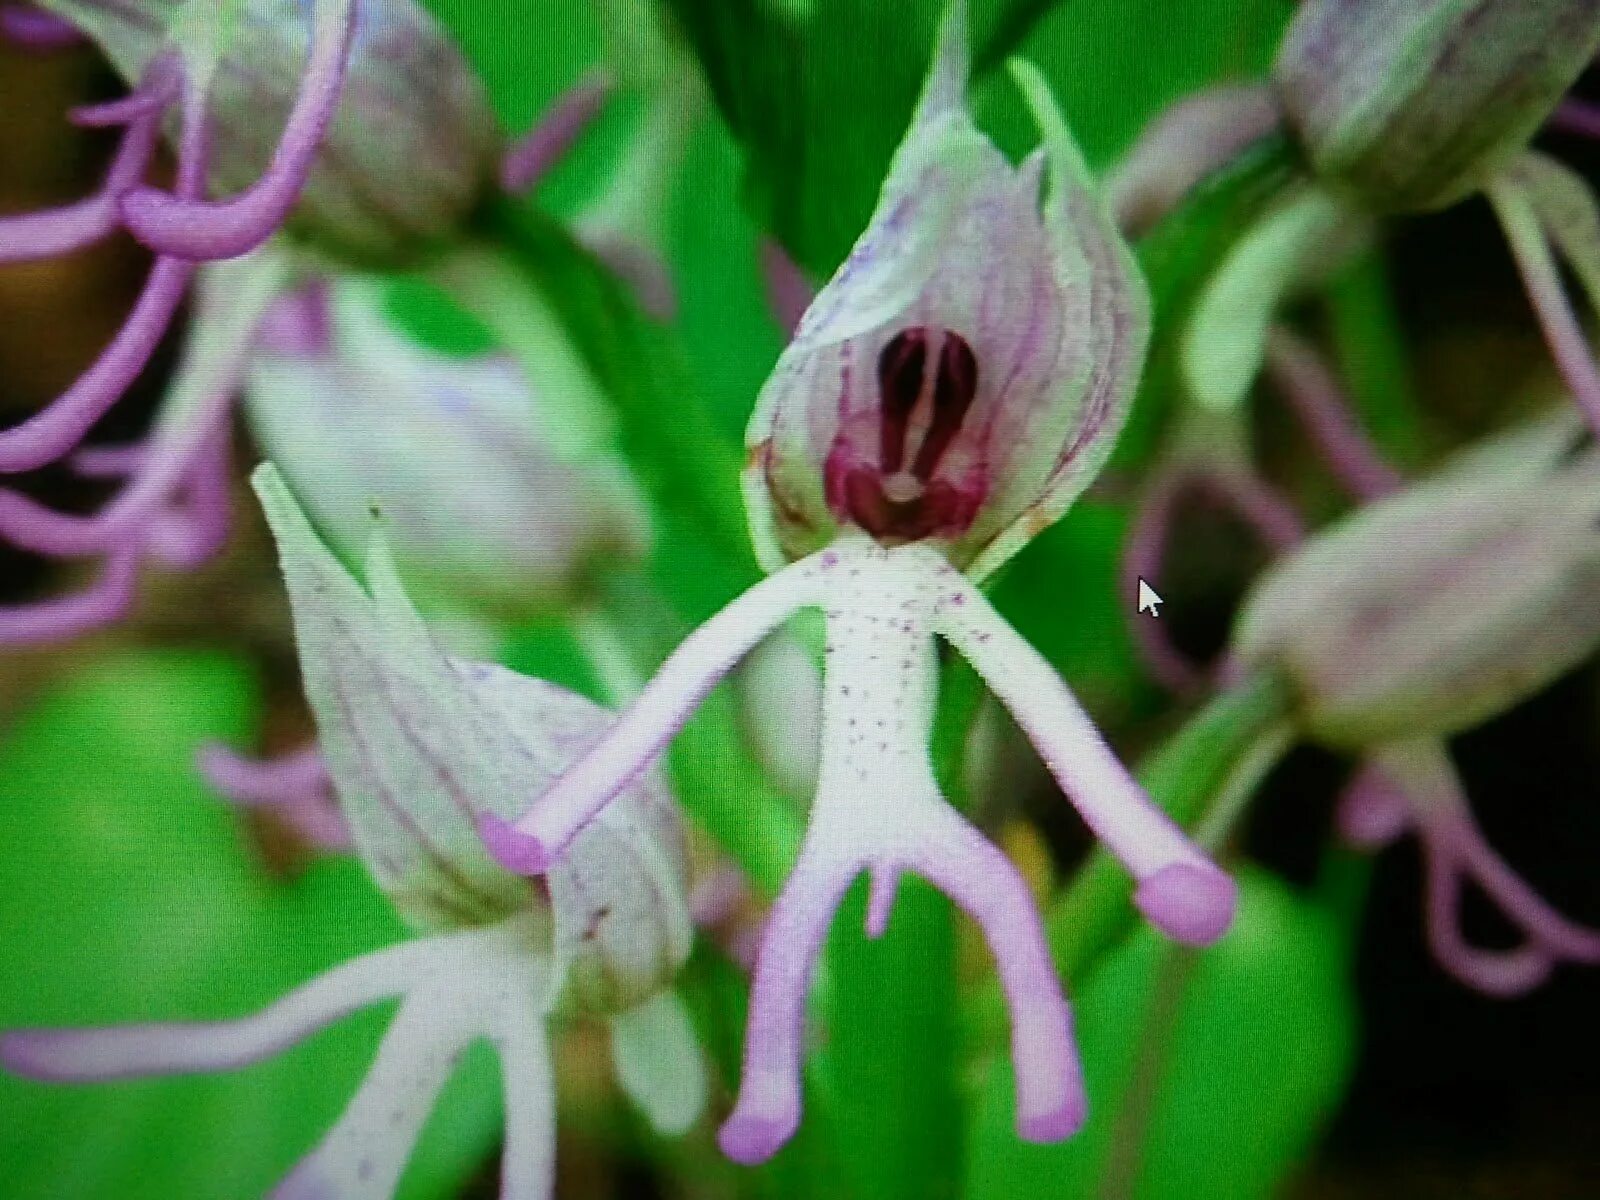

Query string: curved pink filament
499 69 615 194
0 547 139 644
1265 328 1402 501
120 0 356 260
0 63 174 265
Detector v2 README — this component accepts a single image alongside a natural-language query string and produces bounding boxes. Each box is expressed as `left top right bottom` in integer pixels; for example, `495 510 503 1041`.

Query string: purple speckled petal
198 741 352 852
0 937 440 1082
1265 328 1402 500
0 547 138 645
0 4 82 50
483 551 823 875
500 68 615 193
121 0 356 261
0 248 185 472
936 572 1236 945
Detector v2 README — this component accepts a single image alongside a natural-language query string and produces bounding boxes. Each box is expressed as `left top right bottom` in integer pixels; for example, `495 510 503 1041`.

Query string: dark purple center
827 327 985 542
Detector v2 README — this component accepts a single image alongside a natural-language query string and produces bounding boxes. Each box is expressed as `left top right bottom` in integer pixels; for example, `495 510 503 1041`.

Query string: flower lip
824 325 988 543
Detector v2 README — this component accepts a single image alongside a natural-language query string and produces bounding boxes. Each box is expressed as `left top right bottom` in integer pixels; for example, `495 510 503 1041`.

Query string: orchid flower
0 82 634 649
1233 410 1600 995
2 465 706 1197
481 2 1237 1164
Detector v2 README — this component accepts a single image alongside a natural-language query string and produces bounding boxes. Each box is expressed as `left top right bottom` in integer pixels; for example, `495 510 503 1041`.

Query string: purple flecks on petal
500 69 614 194
121 0 357 261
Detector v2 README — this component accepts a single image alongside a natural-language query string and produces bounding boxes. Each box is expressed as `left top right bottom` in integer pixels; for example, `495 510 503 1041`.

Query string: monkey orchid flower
1234 410 1600 995
483 2 1237 1165
2 466 705 1198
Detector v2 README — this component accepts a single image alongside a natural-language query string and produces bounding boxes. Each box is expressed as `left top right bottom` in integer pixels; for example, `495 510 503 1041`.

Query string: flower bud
1272 0 1600 212
245 279 650 621
743 12 1149 581
40 0 500 266
1232 412 1600 748
255 463 694 1006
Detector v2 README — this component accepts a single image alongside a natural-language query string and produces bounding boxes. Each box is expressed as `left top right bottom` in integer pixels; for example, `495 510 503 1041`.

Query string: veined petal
245 278 650 619
256 462 540 928
608 989 707 1136
934 568 1236 945
745 0 1143 575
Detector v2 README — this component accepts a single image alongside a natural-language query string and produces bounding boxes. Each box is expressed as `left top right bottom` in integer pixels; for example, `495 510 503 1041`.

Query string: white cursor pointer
1137 577 1164 617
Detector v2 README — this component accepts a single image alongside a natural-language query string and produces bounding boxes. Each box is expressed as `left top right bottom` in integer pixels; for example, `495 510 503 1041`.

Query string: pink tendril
499 69 615 194
197 742 351 852
120 0 356 261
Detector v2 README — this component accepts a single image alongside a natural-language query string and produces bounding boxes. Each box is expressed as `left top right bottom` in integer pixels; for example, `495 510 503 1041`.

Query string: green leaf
825 878 961 1200
0 651 497 1199
964 868 1356 1200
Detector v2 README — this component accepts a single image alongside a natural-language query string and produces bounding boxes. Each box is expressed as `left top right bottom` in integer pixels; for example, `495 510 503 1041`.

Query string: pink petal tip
1018 1096 1088 1144
1134 862 1238 946
477 814 554 875
716 1111 797 1165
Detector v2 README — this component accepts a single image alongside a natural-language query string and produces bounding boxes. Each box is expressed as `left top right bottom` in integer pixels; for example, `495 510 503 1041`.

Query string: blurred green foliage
0 653 498 1199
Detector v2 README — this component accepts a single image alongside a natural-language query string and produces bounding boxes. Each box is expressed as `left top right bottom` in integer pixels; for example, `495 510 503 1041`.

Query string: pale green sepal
608 989 708 1136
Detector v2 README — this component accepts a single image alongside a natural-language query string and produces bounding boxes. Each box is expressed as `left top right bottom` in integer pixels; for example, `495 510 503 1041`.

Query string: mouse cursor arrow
1137 578 1163 617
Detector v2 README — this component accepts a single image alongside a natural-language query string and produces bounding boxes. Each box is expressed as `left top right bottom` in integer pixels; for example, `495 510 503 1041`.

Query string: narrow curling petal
145 417 234 569
499 69 615 194
0 937 441 1082
936 574 1236 944
197 742 352 852
0 257 193 471
121 0 357 260
1122 468 1208 694
0 547 138 645
1488 171 1600 435
481 553 822 873
1265 327 1402 500
1421 841 1556 998
1335 761 1412 848
0 70 170 264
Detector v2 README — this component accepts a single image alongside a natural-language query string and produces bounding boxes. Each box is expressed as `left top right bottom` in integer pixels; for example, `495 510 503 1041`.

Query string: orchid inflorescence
4 0 1600 1196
